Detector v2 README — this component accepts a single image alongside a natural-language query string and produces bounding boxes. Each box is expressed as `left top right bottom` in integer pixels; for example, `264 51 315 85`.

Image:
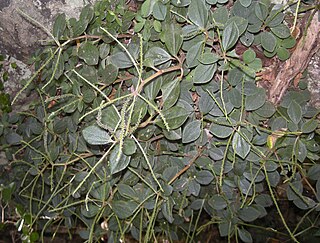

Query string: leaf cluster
0 0 319 242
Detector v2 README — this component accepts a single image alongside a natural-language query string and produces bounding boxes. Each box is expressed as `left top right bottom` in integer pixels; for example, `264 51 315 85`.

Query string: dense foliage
0 0 320 242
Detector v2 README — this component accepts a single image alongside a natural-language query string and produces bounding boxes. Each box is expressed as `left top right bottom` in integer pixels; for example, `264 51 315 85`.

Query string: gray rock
0 0 97 61
308 50 320 108
0 0 98 110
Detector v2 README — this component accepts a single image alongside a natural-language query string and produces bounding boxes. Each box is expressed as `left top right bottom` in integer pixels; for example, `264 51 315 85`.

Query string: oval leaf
288 100 302 124
232 132 251 159
222 22 240 51
261 32 277 52
182 120 201 143
82 125 113 145
78 42 99 66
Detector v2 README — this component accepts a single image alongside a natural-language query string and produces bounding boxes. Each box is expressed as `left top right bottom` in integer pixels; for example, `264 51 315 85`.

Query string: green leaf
80 65 98 84
162 78 180 109
141 0 156 17
82 89 95 104
266 10 284 28
245 88 266 111
199 91 215 114
2 183 14 203
79 230 89 240
109 51 133 69
53 13 66 39
163 128 182 140
111 200 138 219
271 24 291 39
238 206 260 222
210 99 234 117
228 68 243 86
232 131 251 159
226 16 248 36
182 120 201 143
254 101 276 118
163 23 183 56
117 184 139 200
153 20 162 32
5 132 22 145
287 181 303 200
209 147 224 160
277 47 290 61
156 106 189 130
238 228 253 243
90 182 109 201
53 54 64 79
99 43 110 59
145 47 172 67
293 196 316 210
144 75 162 100
308 164 320 180
182 25 201 40
101 105 120 131
123 138 137 156
271 117 287 131
193 63 217 84
162 198 175 223
188 0 208 28
199 52 220 64
186 41 203 68
228 88 242 108
218 222 231 237
210 119 233 138
78 42 99 66
48 141 60 161
243 48 256 64
295 140 307 162
255 2 269 21
30 232 40 242
212 6 229 26
188 179 201 196
79 4 94 25
301 119 318 134
69 18 87 37
163 166 179 182
109 145 131 174
281 37 296 49
240 31 254 47
137 125 156 140
222 22 240 51
260 32 277 52
172 0 191 7
81 203 100 218
287 100 302 124
208 195 227 210
98 64 118 86
153 1 167 20
239 0 252 7
255 194 273 207
195 170 213 185
82 125 113 145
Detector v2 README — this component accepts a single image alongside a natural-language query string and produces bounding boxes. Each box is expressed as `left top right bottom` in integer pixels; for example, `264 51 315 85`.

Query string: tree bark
267 11 320 105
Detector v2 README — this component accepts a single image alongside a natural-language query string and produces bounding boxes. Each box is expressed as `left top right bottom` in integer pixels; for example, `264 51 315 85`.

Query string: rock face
308 51 320 109
0 0 98 62
0 0 99 111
